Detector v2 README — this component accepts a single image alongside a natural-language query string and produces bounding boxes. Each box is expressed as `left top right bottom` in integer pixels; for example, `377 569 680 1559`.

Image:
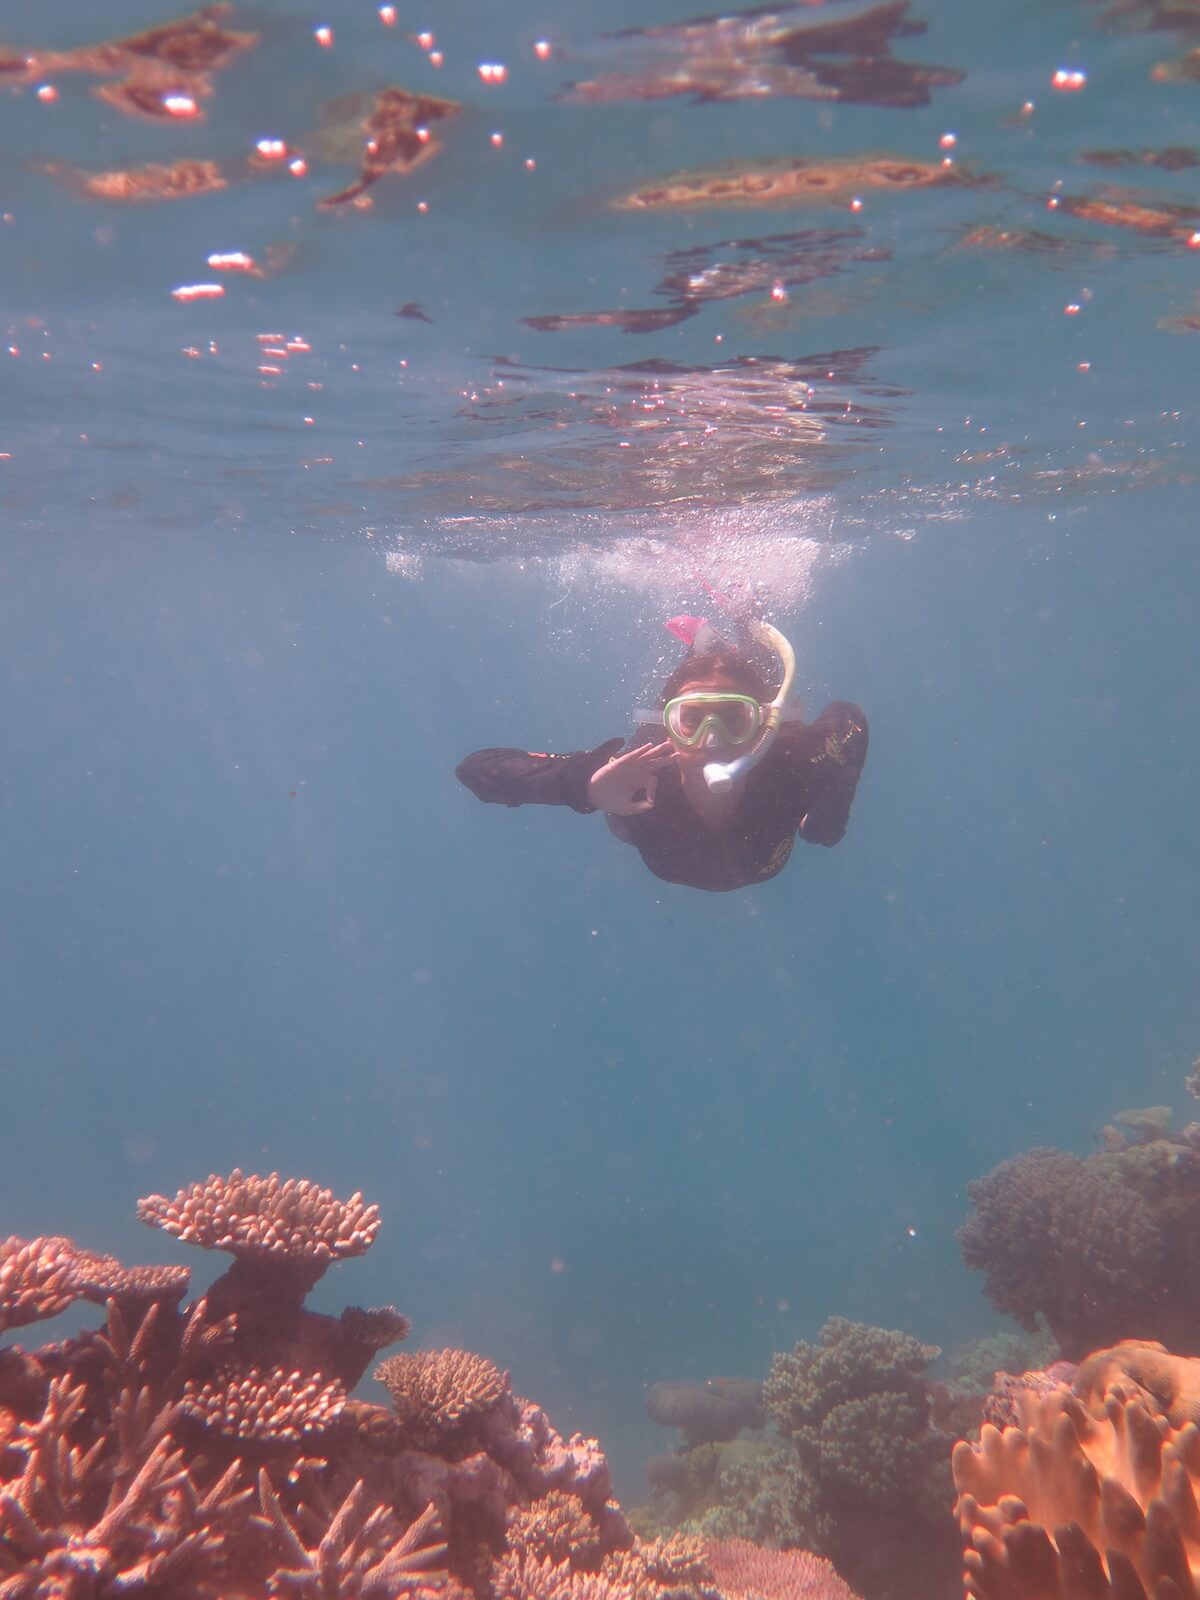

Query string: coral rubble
0 1171 829 1600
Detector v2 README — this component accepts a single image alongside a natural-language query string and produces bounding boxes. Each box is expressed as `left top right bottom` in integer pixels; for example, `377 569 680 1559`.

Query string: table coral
138 1169 381 1264
705 1537 861 1600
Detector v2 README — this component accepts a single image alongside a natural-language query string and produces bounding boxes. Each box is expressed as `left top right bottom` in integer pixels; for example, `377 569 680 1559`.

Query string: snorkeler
455 617 867 893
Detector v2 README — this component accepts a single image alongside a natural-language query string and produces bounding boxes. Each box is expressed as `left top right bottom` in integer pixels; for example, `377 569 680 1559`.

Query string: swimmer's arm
782 702 869 847
455 739 625 814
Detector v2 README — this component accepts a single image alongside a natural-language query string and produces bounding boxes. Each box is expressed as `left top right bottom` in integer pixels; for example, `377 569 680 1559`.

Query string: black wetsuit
456 701 868 892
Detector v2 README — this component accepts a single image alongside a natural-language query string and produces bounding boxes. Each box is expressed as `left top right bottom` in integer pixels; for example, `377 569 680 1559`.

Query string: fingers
621 741 675 769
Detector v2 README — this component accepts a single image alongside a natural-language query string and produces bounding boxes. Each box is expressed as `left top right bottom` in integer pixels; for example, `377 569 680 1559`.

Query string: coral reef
960 1097 1200 1358
953 1342 1200 1598
376 1350 507 1446
645 1379 765 1448
636 1319 960 1600
0 1171 824 1600
958 1148 1163 1356
761 1319 960 1600
705 1537 860 1600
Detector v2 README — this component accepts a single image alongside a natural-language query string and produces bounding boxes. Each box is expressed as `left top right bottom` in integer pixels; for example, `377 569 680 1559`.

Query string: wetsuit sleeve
784 702 869 847
455 738 625 814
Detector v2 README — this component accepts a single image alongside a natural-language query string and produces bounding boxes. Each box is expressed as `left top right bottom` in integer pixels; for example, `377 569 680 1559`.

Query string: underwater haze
2 0 1199 1513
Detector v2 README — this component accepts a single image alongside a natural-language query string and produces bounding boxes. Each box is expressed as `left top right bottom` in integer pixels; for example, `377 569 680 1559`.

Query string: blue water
1 0 1198 1496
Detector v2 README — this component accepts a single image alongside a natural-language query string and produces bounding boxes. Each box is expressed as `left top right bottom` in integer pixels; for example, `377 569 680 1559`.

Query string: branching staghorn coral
0 1169 813 1600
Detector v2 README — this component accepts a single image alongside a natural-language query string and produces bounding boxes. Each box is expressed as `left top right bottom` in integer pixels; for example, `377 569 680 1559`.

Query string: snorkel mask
658 615 797 793
663 692 764 749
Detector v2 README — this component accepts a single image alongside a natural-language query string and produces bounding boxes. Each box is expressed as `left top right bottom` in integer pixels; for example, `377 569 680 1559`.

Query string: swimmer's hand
587 741 676 816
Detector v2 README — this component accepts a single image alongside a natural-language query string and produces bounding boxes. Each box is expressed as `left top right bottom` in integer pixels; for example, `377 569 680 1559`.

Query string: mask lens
676 701 708 738
718 701 757 741
665 695 760 746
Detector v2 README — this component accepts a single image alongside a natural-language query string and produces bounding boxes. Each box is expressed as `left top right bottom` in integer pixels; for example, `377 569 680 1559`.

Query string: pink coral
706 1539 862 1600
0 1173 641 1600
137 1169 381 1264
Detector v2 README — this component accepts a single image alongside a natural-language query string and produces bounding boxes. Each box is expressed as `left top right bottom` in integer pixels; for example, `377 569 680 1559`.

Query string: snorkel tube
702 620 796 794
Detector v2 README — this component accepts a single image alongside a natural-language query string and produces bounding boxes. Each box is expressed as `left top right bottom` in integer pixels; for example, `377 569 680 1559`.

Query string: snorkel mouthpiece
701 620 796 793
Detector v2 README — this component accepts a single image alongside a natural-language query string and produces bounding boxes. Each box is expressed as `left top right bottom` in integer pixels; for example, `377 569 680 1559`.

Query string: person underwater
455 616 868 893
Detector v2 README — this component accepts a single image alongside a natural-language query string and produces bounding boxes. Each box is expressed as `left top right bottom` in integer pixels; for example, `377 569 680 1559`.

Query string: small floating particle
417 31 435 49
287 338 311 352
429 52 443 67
525 157 536 170
162 93 199 118
303 415 315 424
534 40 552 61
255 137 288 161
172 282 224 301
314 25 333 47
1064 303 1081 315
36 84 58 102
289 156 308 177
490 131 503 147
379 5 396 22
1052 68 1087 91
939 132 957 150
417 200 429 212
478 62 507 84
1078 361 1091 371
